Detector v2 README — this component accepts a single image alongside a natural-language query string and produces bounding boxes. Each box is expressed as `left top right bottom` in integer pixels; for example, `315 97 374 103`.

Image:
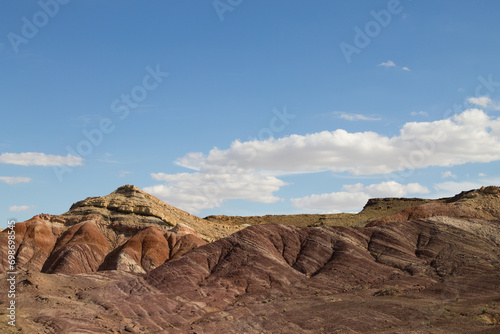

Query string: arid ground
1 185 499 333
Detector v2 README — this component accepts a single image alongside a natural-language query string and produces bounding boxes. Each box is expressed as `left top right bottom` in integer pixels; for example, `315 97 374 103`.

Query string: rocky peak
0 185 238 275
361 197 430 212
66 185 241 242
445 185 500 203
114 184 142 194
68 184 197 227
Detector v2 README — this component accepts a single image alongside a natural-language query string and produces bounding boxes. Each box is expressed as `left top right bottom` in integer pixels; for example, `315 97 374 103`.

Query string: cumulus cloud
333 112 381 121
379 60 410 71
144 168 286 213
467 96 500 110
175 109 500 176
0 152 84 167
9 205 35 212
291 181 429 213
148 109 500 213
0 176 32 185
467 96 492 108
441 171 457 179
379 60 396 67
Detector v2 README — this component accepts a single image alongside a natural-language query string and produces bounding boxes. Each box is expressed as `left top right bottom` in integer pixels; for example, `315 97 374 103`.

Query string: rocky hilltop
0 185 499 333
0 185 239 275
206 186 500 228
68 184 198 226
66 184 240 241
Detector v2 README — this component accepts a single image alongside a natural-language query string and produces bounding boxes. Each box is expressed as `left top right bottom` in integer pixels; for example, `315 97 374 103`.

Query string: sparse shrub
421 321 432 327
374 285 399 296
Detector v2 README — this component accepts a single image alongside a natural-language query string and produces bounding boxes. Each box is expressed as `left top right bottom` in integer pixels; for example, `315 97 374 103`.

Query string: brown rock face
69 185 194 227
163 230 208 260
99 227 206 273
68 184 240 241
206 186 500 229
366 186 500 226
0 215 63 272
143 218 500 299
0 185 214 275
1 186 500 333
101 227 171 273
4 216 498 333
41 221 111 274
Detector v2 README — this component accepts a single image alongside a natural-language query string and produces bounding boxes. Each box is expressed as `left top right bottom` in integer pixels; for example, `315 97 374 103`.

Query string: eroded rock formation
0 185 224 275
1 185 499 333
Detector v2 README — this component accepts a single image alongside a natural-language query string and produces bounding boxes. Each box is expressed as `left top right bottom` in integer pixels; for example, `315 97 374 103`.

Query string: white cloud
467 96 500 110
0 152 84 167
467 96 492 108
292 191 366 213
144 168 286 213
410 111 428 117
478 173 487 177
9 205 35 213
441 171 457 179
148 109 500 213
175 109 500 176
333 112 381 121
291 181 429 213
0 176 32 185
379 60 396 67
378 60 410 71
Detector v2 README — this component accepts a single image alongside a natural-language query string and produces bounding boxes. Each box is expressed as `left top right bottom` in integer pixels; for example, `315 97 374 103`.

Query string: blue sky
2 0 500 228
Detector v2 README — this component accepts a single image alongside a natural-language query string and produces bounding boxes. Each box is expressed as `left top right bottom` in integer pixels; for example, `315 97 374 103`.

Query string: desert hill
0 185 239 275
65 184 240 241
0 185 499 333
206 185 500 228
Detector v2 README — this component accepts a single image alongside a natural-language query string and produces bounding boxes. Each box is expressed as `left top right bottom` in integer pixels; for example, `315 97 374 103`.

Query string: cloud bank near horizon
0 152 84 167
146 108 500 213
